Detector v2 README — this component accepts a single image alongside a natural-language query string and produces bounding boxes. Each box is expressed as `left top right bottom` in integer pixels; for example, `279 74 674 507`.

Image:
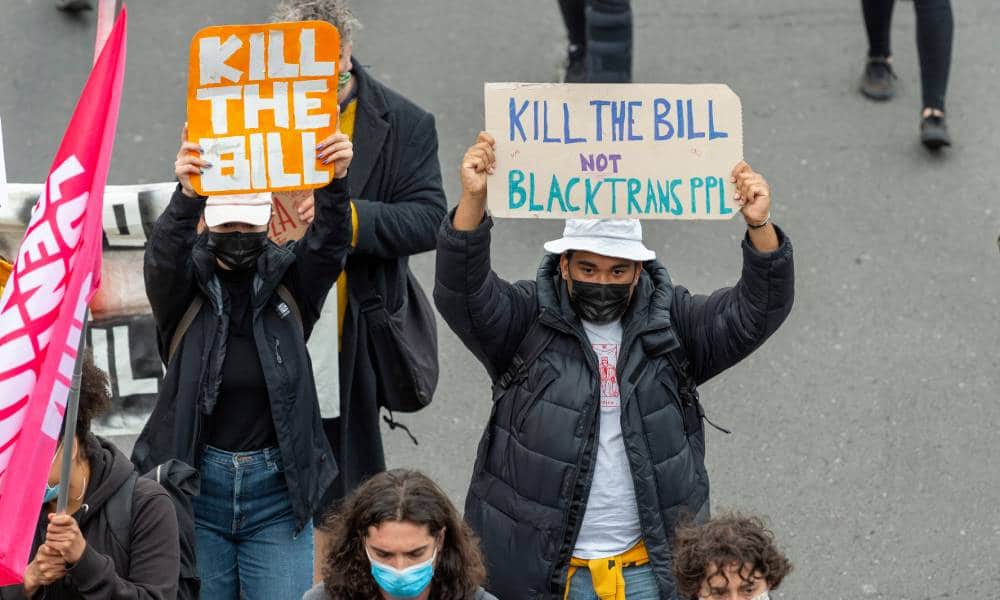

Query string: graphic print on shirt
594 344 620 408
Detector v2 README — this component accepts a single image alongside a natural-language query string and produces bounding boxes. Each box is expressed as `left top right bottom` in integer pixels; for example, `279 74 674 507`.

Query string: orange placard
187 21 341 196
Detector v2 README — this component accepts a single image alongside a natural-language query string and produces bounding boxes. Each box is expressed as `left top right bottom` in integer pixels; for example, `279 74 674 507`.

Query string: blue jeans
192 446 313 600
566 563 661 600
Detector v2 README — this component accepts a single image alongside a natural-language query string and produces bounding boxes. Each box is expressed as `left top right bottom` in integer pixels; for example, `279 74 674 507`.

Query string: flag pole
54 0 121 512
54 0 119 515
55 310 90 514
93 0 123 65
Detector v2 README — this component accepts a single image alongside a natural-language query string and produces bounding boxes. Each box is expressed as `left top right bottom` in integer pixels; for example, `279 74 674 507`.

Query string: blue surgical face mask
42 483 60 504
367 547 436 599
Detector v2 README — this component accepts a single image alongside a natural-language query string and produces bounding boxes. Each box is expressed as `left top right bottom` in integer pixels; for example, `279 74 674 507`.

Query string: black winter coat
0 435 179 600
433 215 794 600
132 179 353 532
314 59 446 508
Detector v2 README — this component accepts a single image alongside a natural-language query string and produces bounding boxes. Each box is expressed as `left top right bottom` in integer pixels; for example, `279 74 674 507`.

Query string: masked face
367 548 436 598
206 231 268 271
42 482 61 505
561 251 640 324
568 280 632 323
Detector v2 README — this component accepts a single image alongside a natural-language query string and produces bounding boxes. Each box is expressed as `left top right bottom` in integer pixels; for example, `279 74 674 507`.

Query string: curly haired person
672 514 792 600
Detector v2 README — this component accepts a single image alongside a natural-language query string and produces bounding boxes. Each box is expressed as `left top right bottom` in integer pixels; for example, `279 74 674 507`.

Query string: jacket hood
76 433 135 526
535 254 674 332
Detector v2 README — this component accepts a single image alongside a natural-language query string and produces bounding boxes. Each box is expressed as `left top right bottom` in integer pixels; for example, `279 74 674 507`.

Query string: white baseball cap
203 193 273 227
543 219 655 261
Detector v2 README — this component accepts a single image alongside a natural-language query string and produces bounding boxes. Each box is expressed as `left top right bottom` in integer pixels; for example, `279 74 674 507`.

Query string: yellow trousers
564 540 650 600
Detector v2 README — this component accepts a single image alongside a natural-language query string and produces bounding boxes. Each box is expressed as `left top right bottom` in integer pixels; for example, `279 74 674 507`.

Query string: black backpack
106 459 201 600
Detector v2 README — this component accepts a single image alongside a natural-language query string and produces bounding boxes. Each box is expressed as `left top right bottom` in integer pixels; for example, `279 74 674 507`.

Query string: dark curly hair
321 469 487 600
57 347 112 455
672 514 792 599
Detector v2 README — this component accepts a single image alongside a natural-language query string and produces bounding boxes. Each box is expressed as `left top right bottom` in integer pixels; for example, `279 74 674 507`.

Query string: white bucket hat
543 219 655 261
203 193 273 227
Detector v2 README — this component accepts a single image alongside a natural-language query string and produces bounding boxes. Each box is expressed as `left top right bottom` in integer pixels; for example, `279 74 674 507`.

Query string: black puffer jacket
0 435 179 600
133 179 352 532
433 214 794 599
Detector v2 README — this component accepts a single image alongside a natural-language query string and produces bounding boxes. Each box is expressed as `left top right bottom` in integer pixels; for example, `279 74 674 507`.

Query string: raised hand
175 123 211 198
730 160 771 226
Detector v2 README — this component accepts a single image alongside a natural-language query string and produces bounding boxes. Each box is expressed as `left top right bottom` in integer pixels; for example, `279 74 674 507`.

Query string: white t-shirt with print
573 319 643 559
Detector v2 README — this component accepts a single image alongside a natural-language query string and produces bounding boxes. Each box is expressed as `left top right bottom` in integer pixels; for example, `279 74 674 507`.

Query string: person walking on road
305 469 498 600
131 126 355 599
557 0 633 83
858 0 954 149
672 514 792 600
269 0 448 578
434 132 795 599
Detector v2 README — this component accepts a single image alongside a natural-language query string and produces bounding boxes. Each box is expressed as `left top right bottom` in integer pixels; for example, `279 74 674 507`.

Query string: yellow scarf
336 99 359 347
564 540 650 600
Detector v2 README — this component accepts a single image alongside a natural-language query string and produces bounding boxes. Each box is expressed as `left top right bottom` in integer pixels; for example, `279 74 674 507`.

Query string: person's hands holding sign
731 160 778 253
454 132 496 231
316 108 353 180
289 133 352 227
175 123 210 199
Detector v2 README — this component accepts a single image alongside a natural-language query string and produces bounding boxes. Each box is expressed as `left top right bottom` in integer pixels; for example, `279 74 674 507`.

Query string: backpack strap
167 283 302 365
104 472 137 562
167 297 204 365
663 343 731 435
496 315 557 390
275 284 303 336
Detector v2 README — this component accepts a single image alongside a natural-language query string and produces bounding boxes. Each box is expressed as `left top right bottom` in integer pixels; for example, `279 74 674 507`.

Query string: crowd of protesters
0 0 870 597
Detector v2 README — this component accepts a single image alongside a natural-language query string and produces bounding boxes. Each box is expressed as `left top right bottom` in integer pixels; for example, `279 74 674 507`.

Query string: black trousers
558 0 633 82
862 0 954 110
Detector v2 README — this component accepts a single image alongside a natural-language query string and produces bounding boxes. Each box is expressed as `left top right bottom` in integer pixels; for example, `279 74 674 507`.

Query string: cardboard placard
187 21 340 196
485 83 743 219
269 192 310 244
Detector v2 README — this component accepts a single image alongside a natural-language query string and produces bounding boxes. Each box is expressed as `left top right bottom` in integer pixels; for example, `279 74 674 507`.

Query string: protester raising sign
485 83 744 219
187 21 340 196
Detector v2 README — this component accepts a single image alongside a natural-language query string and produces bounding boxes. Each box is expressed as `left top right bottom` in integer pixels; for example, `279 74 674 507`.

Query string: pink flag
0 7 127 585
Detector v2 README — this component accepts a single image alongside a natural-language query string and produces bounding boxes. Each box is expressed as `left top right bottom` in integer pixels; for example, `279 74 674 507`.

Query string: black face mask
568 279 633 324
206 231 268 272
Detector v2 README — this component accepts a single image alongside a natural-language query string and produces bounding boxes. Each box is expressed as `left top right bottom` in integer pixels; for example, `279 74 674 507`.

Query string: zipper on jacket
274 338 283 365
545 315 603 594
547 314 655 594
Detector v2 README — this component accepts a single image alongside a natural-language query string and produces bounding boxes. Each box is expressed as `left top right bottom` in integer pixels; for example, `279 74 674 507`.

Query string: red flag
0 7 127 585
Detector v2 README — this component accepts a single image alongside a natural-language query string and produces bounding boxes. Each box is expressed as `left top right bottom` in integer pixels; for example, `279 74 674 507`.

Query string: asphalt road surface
2 1 998 598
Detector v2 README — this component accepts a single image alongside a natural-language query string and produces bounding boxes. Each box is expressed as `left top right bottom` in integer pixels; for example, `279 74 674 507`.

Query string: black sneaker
563 44 587 83
859 57 897 101
56 0 93 11
920 114 951 149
